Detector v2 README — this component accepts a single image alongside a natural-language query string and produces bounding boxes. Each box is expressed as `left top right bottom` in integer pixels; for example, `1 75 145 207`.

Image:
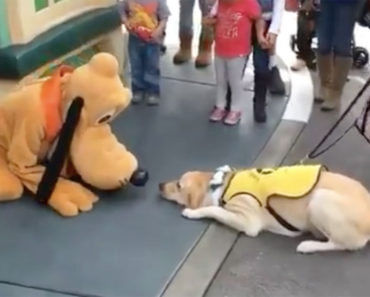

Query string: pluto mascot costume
0 53 148 217
173 0 216 68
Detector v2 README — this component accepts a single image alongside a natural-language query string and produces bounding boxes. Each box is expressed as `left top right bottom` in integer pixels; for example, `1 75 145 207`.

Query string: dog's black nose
158 182 165 192
130 168 149 187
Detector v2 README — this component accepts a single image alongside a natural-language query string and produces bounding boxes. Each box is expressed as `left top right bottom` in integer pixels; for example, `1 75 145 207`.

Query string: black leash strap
36 97 84 203
355 98 370 144
304 76 370 161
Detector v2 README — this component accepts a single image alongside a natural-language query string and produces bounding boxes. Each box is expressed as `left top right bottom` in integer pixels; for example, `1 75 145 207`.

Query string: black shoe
269 66 286 95
253 101 267 123
130 168 149 187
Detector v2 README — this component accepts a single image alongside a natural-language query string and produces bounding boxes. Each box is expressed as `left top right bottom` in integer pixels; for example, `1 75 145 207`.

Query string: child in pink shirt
204 0 263 125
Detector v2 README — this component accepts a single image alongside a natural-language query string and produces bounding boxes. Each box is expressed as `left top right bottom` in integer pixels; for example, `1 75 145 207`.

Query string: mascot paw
130 168 149 187
48 180 99 217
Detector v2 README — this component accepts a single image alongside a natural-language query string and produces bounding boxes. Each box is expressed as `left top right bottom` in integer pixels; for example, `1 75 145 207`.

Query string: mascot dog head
39 53 147 197
60 53 132 128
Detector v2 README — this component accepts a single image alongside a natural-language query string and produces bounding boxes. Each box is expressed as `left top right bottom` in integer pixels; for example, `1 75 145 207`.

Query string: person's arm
301 0 314 11
151 0 170 41
268 0 285 35
202 0 218 26
118 0 132 30
265 0 285 48
209 0 218 17
246 0 262 20
255 18 269 49
285 0 299 12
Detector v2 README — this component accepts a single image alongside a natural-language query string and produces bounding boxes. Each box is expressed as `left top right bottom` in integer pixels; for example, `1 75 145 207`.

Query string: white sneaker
291 59 307 71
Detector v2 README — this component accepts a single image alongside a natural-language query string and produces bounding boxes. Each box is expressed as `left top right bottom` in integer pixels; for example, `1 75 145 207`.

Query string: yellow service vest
222 165 324 206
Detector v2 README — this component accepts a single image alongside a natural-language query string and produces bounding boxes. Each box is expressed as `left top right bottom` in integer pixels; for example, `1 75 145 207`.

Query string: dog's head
159 171 214 209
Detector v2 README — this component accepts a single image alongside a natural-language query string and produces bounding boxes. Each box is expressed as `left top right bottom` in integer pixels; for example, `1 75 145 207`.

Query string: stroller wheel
353 47 369 69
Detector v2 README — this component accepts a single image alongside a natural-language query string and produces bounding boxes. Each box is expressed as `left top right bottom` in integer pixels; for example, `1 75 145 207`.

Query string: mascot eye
96 110 116 124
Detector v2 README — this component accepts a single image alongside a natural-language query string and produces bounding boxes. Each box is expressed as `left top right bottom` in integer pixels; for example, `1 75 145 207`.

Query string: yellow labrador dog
159 165 370 254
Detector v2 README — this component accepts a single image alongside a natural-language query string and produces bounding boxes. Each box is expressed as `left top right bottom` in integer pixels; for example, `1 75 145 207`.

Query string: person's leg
253 43 270 123
224 56 249 125
225 84 232 111
316 0 335 104
292 10 315 70
210 56 228 122
128 34 145 104
173 0 195 64
321 2 359 111
144 42 161 105
195 0 215 68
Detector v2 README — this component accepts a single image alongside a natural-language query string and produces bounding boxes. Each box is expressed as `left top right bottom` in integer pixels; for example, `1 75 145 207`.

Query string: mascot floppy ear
36 65 85 203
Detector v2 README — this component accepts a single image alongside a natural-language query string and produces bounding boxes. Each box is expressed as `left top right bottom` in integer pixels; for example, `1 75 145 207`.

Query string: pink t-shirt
214 0 261 58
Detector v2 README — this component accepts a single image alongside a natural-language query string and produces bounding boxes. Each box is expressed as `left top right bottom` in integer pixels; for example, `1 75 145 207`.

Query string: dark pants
253 39 270 77
296 10 316 63
318 0 362 57
128 34 161 95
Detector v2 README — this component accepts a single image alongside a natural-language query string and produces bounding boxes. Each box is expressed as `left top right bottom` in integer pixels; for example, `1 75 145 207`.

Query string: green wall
0 0 10 48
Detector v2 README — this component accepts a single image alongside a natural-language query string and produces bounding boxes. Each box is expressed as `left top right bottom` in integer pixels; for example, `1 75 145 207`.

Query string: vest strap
266 204 301 232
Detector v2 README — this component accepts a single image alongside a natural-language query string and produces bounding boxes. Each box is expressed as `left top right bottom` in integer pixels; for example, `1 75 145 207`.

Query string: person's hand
123 20 132 32
202 16 217 26
151 27 164 43
301 0 314 11
266 32 277 49
257 34 269 49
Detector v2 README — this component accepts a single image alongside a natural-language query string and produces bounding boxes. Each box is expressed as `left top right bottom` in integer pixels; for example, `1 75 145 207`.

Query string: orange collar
40 65 74 143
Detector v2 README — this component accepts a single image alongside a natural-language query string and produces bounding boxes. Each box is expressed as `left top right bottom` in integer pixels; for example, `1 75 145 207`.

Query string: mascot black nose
130 168 149 187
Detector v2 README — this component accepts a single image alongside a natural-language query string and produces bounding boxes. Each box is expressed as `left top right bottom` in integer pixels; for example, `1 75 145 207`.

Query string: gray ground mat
206 89 370 297
0 74 288 297
0 284 69 297
160 46 216 85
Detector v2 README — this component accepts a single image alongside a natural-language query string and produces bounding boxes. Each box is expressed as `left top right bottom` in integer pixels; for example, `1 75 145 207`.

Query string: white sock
269 54 277 69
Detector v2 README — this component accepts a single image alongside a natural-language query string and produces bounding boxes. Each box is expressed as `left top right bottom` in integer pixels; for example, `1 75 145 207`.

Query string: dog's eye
96 110 115 124
176 182 181 189
98 115 111 123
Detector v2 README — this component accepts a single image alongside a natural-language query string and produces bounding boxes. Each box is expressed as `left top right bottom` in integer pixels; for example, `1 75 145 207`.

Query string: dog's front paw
296 240 318 254
182 208 201 219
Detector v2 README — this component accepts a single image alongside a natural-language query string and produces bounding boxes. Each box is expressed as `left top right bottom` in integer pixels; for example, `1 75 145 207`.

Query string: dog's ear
186 188 203 209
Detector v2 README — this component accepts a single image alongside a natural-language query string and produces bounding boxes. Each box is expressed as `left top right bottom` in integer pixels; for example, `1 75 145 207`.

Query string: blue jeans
318 0 361 57
128 34 160 95
253 42 270 77
252 18 272 76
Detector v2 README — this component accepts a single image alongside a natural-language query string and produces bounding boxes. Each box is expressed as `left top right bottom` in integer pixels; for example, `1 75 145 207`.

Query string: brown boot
316 54 333 104
195 26 214 68
173 33 193 65
321 56 352 112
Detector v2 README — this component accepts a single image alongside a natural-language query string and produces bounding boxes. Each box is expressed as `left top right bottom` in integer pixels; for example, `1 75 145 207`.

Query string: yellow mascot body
0 53 148 217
